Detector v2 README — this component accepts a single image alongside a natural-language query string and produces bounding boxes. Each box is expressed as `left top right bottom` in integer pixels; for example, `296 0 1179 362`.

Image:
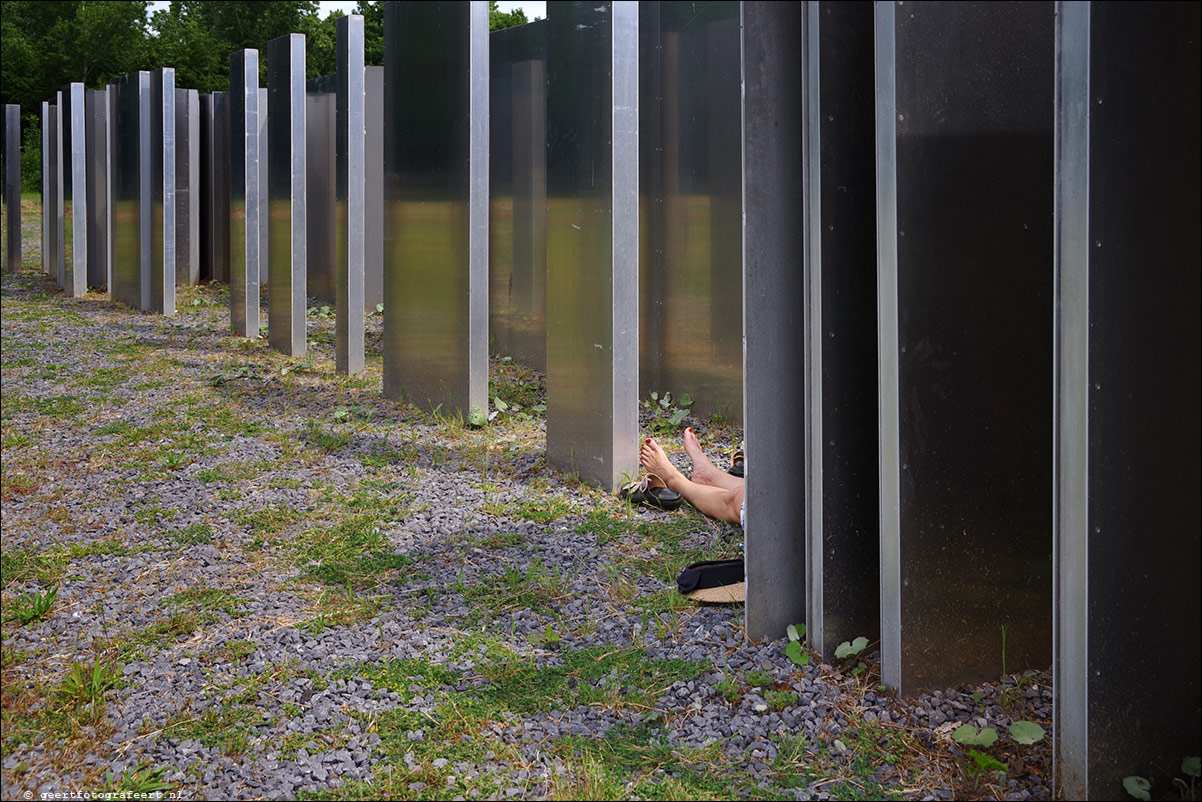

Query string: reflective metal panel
1055 3 1202 798
489 19 547 369
544 1 639 490
149 69 175 315
365 66 383 312
62 83 87 296
110 72 148 310
85 90 110 289
741 0 806 643
638 1 741 419
49 95 64 286
175 88 199 286
259 86 268 300
3 105 19 272
306 73 336 305
805 0 880 659
881 1 1054 695
382 1 488 418
41 101 50 274
229 50 261 337
107 86 116 285
207 92 231 284
267 33 307 357
336 14 366 375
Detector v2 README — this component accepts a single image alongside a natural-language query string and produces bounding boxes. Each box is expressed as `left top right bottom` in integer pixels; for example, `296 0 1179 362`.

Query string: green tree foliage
489 0 529 31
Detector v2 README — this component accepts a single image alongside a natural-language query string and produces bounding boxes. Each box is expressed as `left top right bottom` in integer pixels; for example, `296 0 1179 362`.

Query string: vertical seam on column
802 0 824 657
1053 2 1091 796
874 0 901 692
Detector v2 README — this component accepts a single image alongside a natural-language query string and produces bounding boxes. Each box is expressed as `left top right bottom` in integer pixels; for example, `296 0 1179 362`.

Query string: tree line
1 0 530 190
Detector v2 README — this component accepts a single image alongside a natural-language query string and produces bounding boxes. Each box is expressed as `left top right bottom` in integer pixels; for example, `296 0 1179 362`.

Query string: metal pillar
741 0 806 642
489 20 547 370
336 14 366 375
201 92 231 284
41 101 50 275
638 1 743 420
543 0 638 490
1054 2 1201 798
3 105 18 273
110 73 146 309
365 66 384 314
267 33 307 357
85 89 111 290
305 74 335 306
876 1 1054 695
148 69 175 315
62 83 87 296
48 94 64 286
175 88 199 286
382 1 489 419
229 50 261 337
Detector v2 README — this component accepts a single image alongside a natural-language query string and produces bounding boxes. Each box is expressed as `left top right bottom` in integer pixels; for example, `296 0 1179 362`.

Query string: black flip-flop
619 473 683 511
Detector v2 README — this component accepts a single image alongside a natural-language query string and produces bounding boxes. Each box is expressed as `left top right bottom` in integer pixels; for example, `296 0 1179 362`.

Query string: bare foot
682 427 724 486
640 437 684 486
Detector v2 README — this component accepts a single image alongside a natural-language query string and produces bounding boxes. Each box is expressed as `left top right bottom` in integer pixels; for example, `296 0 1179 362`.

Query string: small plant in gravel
785 623 811 667
102 763 174 795
642 390 693 434
52 660 122 722
7 584 58 625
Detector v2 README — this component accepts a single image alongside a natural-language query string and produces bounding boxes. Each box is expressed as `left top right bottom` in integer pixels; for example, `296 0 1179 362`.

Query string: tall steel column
267 33 307 357
229 50 261 337
544 0 638 490
110 72 148 310
48 94 64 286
876 1 1054 695
148 68 175 315
1054 2 1201 799
3 105 18 273
201 92 231 284
638 1 743 420
62 83 87 296
41 101 51 275
489 20 547 370
175 88 199 286
799 0 880 660
382 1 489 419
741 0 806 642
365 66 384 313
85 89 110 290
305 74 335 306
336 15 366 375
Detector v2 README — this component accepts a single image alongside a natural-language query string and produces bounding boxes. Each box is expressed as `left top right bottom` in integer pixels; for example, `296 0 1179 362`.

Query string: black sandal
619 473 683 511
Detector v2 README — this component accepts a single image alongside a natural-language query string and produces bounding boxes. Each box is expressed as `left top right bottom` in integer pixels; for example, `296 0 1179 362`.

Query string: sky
146 1 547 23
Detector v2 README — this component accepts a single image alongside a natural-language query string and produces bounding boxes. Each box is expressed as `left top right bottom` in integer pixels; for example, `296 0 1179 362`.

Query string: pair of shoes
727 449 744 478
619 473 683 511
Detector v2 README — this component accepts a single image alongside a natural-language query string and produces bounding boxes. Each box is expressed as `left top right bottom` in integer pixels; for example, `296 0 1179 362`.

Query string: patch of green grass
195 463 258 484
293 515 413 590
302 419 352 452
577 509 635 545
339 658 460 696
483 495 572 523
25 394 88 420
229 504 304 538
475 644 709 715
1 430 33 450
105 612 203 662
164 585 247 618
199 640 257 665
459 558 567 620
74 367 131 390
477 531 527 549
298 588 385 634
169 523 214 545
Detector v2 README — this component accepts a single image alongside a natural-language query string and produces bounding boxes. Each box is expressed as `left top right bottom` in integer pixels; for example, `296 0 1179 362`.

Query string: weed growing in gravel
294 515 414 590
101 763 174 796
458 558 567 620
164 585 248 618
6 585 58 625
52 660 123 722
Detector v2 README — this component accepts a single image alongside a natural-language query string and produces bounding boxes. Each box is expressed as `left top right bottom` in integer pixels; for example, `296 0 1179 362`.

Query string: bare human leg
640 437 744 526
682 427 742 491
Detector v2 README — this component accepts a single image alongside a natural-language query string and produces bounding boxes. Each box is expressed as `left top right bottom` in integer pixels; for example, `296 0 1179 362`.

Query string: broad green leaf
1183 757 1201 778
680 393 693 406
1122 776 1151 801
1009 721 1045 745
466 406 488 428
952 724 998 747
785 640 809 667
786 624 799 642
835 641 853 659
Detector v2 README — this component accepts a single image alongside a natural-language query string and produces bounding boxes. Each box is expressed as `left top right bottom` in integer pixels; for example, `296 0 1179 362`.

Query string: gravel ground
1 239 1051 802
